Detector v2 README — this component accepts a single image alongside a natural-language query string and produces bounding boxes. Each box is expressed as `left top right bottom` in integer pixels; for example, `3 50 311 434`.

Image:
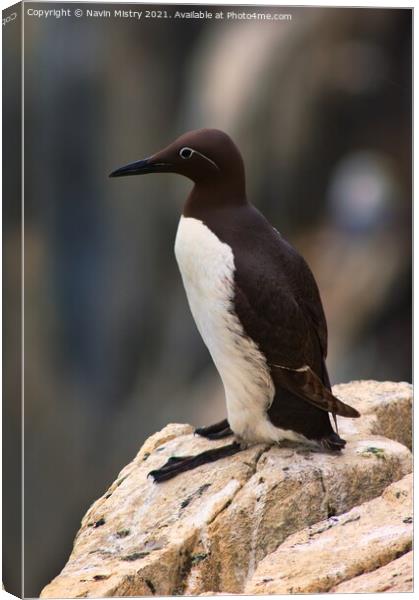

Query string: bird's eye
179 147 193 159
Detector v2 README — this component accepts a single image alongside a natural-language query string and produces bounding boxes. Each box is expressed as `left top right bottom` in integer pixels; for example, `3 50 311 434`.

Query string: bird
109 128 360 482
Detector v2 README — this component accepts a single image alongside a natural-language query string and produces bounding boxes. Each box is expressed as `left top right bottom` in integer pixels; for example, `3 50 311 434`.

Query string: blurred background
4 3 411 595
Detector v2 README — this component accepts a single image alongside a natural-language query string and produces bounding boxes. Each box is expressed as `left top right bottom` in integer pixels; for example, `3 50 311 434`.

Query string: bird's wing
234 276 359 418
277 233 329 359
232 227 359 419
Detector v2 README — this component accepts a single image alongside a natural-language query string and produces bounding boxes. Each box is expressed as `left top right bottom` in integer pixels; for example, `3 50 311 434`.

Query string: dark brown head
109 129 246 198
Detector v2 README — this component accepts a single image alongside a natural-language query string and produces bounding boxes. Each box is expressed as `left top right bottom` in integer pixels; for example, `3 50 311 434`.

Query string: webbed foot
148 441 242 483
195 418 233 440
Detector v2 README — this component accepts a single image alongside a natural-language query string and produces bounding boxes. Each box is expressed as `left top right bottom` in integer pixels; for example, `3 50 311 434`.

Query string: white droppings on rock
187 479 242 529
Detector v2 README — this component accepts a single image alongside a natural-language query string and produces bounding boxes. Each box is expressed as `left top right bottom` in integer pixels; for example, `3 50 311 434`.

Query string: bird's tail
270 363 360 419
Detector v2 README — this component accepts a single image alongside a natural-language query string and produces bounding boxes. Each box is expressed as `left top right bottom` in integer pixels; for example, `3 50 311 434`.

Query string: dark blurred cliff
4 4 411 595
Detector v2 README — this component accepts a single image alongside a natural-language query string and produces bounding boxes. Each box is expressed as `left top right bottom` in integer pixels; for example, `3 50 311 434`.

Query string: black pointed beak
109 158 173 178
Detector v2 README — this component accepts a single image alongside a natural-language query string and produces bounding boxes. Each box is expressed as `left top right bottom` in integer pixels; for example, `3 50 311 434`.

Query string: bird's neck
183 178 248 218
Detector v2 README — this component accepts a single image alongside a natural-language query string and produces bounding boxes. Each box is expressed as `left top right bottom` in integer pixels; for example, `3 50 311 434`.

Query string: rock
41 430 267 598
41 381 412 598
334 380 412 449
331 550 413 593
187 437 410 594
245 473 412 594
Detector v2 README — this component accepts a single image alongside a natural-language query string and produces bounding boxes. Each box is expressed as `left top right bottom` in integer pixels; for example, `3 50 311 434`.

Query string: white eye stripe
179 147 220 171
195 150 220 171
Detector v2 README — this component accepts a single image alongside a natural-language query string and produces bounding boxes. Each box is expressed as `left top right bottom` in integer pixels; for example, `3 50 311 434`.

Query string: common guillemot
110 128 360 482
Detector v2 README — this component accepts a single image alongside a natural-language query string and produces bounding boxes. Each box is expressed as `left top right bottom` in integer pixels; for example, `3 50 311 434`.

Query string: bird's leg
148 441 242 483
195 418 233 440
332 412 339 435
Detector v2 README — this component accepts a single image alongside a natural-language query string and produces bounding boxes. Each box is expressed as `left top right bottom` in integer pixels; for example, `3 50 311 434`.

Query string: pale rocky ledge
41 380 412 597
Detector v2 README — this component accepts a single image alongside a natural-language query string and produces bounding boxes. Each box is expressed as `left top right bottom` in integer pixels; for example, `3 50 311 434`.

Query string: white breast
174 216 304 445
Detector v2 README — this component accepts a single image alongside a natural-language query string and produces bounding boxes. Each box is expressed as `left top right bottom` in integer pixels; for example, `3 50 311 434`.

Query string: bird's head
109 129 245 193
